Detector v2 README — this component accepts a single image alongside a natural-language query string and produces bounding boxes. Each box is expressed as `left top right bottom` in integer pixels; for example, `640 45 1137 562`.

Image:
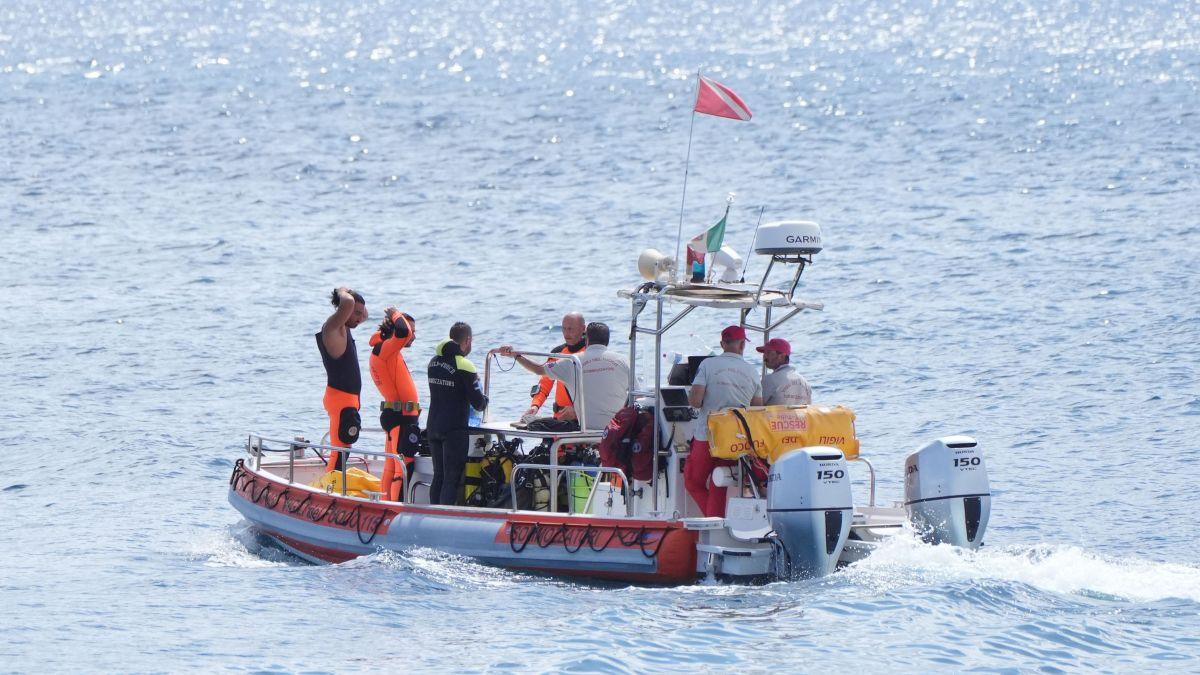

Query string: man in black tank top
317 287 368 472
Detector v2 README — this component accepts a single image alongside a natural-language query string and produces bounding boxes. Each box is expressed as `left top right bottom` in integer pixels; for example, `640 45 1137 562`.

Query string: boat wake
194 522 302 568
340 547 544 591
206 520 1200 606
201 521 560 590
843 534 1200 603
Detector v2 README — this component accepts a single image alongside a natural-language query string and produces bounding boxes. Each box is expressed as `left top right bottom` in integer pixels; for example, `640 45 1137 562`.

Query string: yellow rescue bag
309 467 382 498
707 405 860 462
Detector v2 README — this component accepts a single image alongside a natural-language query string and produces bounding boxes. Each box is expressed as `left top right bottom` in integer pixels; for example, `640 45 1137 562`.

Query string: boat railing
483 349 587 431
853 456 877 507
245 434 411 502
509 463 632 517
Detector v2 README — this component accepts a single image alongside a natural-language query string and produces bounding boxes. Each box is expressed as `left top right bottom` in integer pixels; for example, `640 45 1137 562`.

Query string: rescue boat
228 220 993 582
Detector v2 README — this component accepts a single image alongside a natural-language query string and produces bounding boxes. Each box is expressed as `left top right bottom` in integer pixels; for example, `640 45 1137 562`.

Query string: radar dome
754 221 823 256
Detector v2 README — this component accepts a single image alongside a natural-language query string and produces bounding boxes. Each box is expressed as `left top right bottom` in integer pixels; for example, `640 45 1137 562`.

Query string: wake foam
344 547 542 590
192 522 298 568
845 535 1200 603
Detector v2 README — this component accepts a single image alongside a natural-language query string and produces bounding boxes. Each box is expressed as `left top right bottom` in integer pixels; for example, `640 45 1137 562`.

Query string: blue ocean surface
2 0 1198 670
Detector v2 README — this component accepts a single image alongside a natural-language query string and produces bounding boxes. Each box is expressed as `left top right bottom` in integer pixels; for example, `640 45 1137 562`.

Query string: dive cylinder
904 435 991 549
766 447 853 578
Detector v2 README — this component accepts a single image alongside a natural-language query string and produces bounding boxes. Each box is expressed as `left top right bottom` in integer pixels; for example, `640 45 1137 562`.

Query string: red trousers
684 439 735 517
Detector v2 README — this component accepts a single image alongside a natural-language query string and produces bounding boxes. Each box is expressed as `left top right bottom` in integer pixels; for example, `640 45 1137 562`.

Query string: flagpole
673 72 701 282
705 201 731 284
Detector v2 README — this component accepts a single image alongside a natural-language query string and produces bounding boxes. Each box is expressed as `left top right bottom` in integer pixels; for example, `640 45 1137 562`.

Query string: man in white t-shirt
684 325 763 517
501 322 630 431
757 338 812 406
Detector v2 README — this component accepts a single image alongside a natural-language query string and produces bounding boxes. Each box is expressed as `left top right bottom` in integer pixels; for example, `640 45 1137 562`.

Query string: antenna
740 205 766 282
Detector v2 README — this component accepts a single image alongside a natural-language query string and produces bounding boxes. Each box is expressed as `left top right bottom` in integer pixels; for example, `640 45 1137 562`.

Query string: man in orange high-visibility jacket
521 312 585 423
369 308 420 501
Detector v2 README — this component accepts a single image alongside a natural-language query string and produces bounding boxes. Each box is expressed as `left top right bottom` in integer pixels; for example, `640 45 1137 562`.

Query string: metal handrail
851 456 877 507
246 434 410 502
483 349 588 430
622 268 824 517
509 463 631 516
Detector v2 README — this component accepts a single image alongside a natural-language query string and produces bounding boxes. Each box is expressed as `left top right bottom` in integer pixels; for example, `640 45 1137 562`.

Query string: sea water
1 0 1198 670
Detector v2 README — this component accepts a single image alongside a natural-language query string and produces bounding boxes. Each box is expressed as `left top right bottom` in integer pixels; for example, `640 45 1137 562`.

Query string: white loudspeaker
638 248 675 282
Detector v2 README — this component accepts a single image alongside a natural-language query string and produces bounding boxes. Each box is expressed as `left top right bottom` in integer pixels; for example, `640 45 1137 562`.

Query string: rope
233 462 392 546
234 463 674 557
490 353 518 373
563 524 592 553
331 505 357 527
536 522 566 548
354 506 393 545
283 493 312 514
505 520 672 559
588 525 617 552
229 459 245 486
306 500 334 523
637 528 672 559
263 487 288 509
508 522 536 553
251 482 272 503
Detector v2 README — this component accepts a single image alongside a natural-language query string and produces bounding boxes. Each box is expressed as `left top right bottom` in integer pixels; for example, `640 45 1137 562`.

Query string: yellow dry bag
707 404 860 463
309 467 382 498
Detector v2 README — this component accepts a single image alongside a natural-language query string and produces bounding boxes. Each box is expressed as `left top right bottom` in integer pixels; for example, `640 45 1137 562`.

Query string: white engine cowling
766 447 853 578
904 436 991 549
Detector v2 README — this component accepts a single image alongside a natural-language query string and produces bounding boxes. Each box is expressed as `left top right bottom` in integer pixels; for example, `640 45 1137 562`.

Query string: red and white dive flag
693 75 752 121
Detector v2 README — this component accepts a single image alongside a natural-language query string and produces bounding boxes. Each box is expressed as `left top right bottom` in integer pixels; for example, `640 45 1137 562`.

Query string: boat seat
725 497 771 540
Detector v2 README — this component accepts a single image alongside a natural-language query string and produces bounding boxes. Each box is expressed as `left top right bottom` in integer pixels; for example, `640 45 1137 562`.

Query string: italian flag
686 210 728 281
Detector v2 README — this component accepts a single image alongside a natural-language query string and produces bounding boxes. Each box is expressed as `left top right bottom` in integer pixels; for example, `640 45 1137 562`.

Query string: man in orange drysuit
369 308 421 501
317 287 368 472
521 312 586 424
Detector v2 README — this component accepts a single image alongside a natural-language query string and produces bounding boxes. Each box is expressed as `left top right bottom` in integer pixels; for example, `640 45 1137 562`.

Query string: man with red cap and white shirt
685 325 763 517
757 338 812 406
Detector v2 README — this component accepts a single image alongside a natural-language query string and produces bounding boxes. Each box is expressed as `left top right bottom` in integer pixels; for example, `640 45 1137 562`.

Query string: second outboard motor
767 447 853 578
904 435 991 549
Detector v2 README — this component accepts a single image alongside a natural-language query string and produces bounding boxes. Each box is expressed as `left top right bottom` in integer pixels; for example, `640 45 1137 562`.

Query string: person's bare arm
688 385 706 408
321 287 355 359
498 345 550 377
750 395 763 406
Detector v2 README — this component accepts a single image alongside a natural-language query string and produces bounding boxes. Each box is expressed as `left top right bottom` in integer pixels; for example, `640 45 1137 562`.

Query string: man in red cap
685 325 763 517
757 338 812 406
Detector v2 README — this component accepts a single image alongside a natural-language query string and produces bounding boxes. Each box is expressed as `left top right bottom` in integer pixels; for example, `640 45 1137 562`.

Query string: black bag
526 417 580 433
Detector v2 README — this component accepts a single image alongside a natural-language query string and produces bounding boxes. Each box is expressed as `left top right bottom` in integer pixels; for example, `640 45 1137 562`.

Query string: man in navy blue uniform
426 321 488 505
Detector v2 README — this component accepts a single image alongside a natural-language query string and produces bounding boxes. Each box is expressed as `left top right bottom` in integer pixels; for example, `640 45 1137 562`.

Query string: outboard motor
767 447 853 578
904 435 991 549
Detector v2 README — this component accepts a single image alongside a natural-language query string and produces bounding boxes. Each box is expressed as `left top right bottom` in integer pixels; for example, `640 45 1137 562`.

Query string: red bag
599 406 638 476
628 410 656 481
598 405 657 482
